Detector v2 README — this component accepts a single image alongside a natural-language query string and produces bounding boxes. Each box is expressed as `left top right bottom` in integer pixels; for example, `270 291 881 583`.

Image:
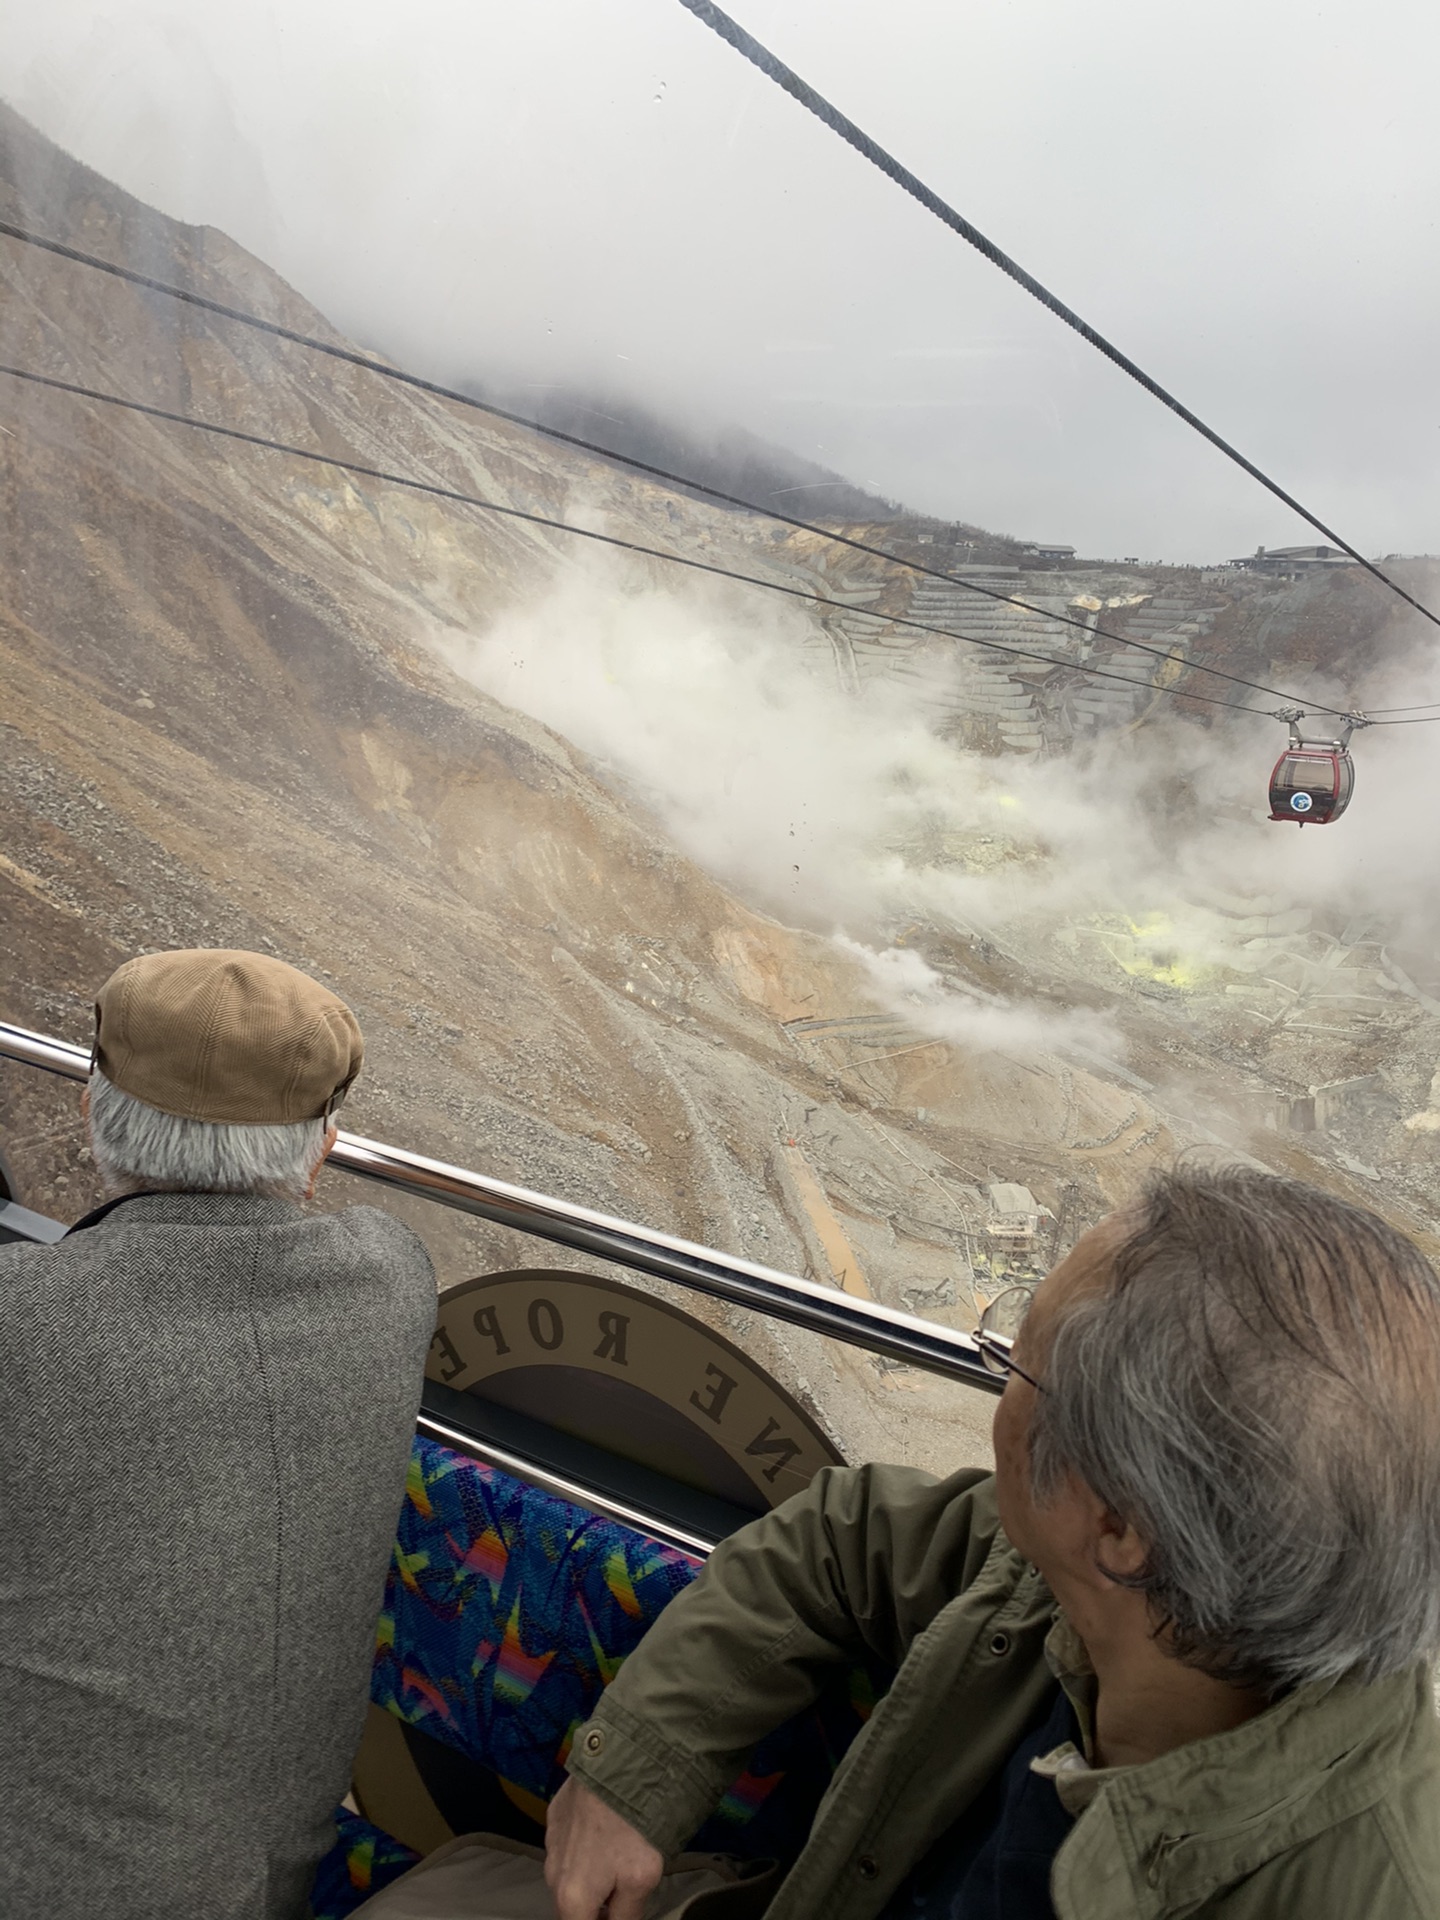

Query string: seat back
364 1435 879 1863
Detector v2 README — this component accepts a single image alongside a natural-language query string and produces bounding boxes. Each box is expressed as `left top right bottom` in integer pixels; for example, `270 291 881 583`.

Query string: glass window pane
1277 755 1335 790
1 1065 1001 1479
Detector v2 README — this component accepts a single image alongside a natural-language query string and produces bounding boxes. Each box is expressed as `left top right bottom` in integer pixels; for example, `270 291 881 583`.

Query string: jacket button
856 1855 879 1880
989 1631 1011 1656
582 1728 606 1755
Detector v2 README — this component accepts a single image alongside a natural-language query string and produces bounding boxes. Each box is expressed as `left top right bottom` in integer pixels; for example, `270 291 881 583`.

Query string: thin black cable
673 0 1440 642
0 217 1341 717
0 360 1264 717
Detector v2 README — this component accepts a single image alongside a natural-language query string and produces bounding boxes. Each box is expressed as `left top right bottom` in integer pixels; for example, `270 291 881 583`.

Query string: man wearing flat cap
0 950 437 1920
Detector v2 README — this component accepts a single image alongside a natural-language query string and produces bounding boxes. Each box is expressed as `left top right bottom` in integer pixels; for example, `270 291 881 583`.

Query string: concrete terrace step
908 586 1062 604
1123 621 1204 641
942 629 1074 650
1073 689 1140 712
908 593 1051 609
916 627 1077 651
953 693 1036 715
906 587 1067 618
1086 653 1158 678
911 623 1066 647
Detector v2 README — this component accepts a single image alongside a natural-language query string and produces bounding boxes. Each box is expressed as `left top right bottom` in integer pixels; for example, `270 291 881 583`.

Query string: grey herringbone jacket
0 1190 436 1920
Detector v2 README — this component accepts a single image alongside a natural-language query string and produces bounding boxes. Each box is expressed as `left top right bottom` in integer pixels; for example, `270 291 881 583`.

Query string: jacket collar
66 1190 300 1234
1052 1658 1434 1918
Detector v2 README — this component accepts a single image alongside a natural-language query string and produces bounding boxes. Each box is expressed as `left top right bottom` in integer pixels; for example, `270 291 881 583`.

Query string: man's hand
544 1777 666 1920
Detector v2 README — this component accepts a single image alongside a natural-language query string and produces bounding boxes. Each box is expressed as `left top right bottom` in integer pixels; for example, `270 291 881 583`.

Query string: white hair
87 1070 328 1203
1029 1166 1440 1693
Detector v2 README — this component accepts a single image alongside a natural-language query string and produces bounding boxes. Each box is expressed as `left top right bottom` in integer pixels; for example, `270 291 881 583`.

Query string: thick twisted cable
673 0 1440 640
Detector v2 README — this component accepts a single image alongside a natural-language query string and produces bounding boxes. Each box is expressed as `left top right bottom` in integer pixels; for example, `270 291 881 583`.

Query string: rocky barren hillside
3 102 1438 1470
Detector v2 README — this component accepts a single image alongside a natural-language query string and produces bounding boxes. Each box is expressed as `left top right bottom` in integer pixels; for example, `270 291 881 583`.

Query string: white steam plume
834 938 1122 1058
433 551 1440 1055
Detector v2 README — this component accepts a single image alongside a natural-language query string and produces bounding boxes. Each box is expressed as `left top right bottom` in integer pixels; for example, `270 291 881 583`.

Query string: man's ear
1093 1508 1149 1584
304 1124 339 1201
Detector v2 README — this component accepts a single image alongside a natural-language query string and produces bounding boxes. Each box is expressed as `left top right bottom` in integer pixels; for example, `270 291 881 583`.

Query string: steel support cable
0 218 1341 718
671 0 1440 643
0 360 1262 715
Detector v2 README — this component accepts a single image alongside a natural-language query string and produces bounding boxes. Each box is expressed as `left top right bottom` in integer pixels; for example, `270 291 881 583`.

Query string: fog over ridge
1 0 1436 560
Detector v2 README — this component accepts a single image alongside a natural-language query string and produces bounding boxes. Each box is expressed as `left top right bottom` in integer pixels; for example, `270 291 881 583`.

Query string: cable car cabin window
1274 755 1337 792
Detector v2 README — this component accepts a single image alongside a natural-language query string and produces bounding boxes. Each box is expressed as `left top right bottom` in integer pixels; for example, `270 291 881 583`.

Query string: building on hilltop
1229 544 1354 576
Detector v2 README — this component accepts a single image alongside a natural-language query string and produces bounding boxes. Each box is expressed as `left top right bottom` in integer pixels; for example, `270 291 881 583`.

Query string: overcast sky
2 0 1437 561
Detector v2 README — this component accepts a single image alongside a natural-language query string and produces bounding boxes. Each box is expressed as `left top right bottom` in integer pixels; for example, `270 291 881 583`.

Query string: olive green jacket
567 1465 1440 1919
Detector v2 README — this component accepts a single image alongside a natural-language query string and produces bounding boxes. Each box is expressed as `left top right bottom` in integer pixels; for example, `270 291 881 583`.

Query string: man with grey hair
545 1167 1440 1919
0 949 437 1920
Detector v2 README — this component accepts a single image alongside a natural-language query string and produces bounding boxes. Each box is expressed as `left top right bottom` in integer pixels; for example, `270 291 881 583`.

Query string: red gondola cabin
1268 743 1355 825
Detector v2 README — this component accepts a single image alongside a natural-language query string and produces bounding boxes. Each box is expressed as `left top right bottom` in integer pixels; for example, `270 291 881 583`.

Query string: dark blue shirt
881 1684 1080 1920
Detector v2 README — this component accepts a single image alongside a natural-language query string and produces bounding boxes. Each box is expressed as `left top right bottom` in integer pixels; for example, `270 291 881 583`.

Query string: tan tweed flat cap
93 949 363 1124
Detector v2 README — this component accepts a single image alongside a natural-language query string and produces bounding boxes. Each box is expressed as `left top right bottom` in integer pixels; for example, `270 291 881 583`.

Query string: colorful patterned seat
312 1809 420 1919
313 1434 881 1916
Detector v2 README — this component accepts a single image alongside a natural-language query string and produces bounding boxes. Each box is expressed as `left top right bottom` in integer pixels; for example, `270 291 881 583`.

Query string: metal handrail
414 1406 720 1559
0 1018 1002 1393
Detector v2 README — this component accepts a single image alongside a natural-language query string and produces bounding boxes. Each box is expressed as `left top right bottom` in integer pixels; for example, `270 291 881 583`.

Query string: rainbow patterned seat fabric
313 1434 880 1916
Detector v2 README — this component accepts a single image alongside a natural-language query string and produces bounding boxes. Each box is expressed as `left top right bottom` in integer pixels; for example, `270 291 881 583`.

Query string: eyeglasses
973 1284 1047 1394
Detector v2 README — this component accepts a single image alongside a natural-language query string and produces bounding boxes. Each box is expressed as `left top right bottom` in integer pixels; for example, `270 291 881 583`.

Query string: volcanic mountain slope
3 103 1438 1472
0 101 1098 1468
